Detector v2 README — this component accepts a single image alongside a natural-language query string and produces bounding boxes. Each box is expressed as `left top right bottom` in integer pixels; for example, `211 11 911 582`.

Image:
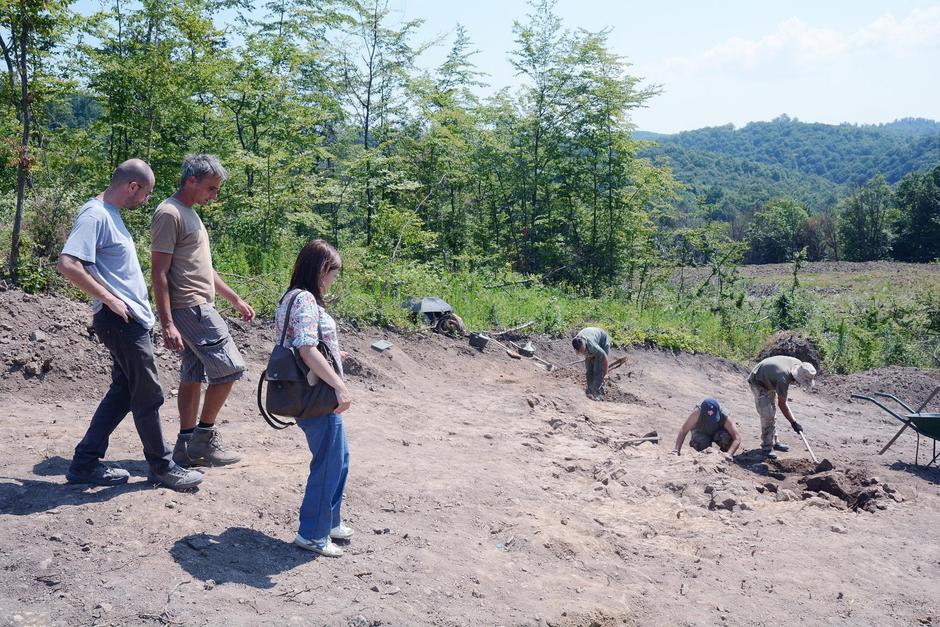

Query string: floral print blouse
274 288 344 377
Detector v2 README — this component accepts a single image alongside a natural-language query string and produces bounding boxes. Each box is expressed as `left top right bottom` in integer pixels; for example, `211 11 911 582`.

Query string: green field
216 256 939 374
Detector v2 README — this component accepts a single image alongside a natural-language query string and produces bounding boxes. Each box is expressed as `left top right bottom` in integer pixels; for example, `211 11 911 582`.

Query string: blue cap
700 399 721 422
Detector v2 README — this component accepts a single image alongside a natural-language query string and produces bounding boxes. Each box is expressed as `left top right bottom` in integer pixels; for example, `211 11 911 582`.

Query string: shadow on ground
0 475 151 515
889 461 940 485
32 455 150 478
170 527 313 589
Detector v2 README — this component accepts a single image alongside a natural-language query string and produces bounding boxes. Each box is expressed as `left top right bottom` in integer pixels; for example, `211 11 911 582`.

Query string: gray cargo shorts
173 303 246 385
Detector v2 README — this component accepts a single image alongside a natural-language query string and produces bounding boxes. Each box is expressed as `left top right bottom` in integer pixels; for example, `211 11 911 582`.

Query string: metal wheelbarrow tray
851 386 940 466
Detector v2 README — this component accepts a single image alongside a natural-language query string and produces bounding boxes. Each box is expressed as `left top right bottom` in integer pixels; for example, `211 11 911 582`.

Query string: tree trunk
8 20 30 283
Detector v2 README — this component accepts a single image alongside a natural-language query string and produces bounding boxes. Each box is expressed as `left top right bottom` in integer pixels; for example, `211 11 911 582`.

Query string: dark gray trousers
585 355 606 397
69 308 173 474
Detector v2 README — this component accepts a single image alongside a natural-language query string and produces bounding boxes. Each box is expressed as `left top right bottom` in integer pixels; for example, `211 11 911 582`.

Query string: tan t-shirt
151 197 215 309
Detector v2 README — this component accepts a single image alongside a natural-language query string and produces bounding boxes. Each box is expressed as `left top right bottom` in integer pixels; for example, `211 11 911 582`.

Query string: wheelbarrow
851 386 940 466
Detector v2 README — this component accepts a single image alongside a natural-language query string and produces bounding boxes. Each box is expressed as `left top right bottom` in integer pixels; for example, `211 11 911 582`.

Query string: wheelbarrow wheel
436 313 466 336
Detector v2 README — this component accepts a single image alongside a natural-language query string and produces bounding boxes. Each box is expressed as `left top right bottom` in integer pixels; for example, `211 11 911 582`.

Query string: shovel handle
799 431 819 464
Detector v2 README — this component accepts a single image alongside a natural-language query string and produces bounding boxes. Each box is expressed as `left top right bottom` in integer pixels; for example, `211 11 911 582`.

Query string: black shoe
66 464 130 486
773 442 790 452
761 447 778 460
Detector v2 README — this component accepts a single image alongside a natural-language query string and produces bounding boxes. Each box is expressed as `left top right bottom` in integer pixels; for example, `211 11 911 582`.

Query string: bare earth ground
1 289 940 627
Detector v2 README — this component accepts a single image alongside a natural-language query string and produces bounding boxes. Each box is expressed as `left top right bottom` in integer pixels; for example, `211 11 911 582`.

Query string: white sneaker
330 523 354 540
293 534 343 557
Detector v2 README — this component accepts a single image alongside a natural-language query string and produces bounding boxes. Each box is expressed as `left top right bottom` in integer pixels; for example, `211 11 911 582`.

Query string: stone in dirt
851 488 882 512
756 330 821 371
814 459 834 473
710 492 737 511
803 472 852 501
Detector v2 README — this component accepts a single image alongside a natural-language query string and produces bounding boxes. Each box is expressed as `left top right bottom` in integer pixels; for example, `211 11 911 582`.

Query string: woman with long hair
274 239 353 557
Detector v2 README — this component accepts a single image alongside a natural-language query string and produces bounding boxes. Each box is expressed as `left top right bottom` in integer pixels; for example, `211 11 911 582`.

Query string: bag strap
278 289 304 348
314 307 343 374
260 288 305 430
257 372 295 429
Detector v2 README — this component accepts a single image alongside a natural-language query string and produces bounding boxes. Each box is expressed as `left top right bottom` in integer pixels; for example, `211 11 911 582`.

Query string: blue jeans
297 412 349 543
70 308 173 474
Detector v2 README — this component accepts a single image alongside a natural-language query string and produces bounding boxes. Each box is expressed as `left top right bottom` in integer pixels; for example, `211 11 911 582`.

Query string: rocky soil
1 288 939 626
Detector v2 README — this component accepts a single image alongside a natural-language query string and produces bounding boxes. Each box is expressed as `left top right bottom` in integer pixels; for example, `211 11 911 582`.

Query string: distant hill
641 142 845 215
637 116 940 213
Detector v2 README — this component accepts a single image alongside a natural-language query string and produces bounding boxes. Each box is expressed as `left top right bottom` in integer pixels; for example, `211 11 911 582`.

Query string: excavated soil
756 330 822 371
1 288 940 626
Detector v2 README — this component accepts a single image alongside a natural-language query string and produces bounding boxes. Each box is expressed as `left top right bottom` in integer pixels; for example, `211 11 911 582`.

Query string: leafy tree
1 0 74 281
837 175 896 261
800 210 839 261
745 197 808 264
338 0 423 245
509 0 571 272
893 164 940 262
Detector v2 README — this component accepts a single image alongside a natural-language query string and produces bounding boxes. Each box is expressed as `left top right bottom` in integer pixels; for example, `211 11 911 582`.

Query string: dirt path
1 290 939 626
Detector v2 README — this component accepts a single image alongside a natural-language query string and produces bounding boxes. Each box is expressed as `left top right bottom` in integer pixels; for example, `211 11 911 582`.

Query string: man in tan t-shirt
151 154 255 469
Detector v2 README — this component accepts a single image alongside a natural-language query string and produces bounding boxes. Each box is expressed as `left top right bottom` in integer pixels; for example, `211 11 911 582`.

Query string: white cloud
852 6 940 48
652 6 940 78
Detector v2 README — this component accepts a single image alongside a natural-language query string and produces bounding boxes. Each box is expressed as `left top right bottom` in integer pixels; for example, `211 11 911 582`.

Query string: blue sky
392 0 940 133
74 0 940 134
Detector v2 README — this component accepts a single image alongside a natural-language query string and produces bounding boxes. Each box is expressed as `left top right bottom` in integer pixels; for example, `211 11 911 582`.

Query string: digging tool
493 320 535 337
507 340 536 357
798 430 819 464
607 356 629 373
487 336 523 359
617 431 660 449
530 355 556 371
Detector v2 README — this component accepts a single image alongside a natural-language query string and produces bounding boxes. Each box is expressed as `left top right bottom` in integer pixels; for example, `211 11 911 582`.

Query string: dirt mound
739 455 900 513
0 289 104 393
756 330 822 370
0 288 273 401
825 366 940 408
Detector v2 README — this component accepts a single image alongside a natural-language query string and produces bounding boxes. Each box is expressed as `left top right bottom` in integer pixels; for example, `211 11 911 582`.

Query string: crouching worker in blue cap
671 399 741 457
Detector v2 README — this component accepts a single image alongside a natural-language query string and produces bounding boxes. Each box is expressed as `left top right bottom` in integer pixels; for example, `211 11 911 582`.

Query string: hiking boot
66 463 130 486
773 442 790 452
330 523 354 541
762 447 778 460
148 463 204 491
294 534 343 557
172 435 190 467
175 427 241 467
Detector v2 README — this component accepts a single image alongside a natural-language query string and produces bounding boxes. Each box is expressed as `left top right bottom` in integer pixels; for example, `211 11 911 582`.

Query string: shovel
607 356 629 373
487 336 523 359
530 355 556 371
617 430 659 449
798 430 819 464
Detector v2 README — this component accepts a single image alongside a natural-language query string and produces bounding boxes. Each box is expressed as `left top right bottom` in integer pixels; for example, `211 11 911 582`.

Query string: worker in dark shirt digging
672 398 741 457
572 327 611 401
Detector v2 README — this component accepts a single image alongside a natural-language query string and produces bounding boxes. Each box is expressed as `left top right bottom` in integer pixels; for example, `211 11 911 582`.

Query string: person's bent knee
129 387 164 415
715 430 733 452
689 432 711 451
